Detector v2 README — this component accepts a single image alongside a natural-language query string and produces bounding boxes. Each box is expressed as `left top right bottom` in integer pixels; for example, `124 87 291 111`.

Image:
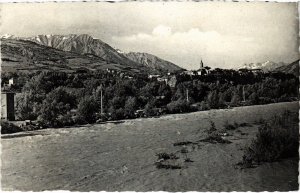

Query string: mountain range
238 61 286 72
1 34 297 76
238 60 299 76
1 34 184 74
274 60 299 77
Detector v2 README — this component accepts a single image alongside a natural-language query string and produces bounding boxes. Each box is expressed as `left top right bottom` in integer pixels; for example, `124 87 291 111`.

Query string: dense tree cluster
2 68 298 128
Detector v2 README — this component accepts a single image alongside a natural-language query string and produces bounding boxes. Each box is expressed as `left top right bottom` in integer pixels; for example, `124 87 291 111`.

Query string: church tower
200 60 204 69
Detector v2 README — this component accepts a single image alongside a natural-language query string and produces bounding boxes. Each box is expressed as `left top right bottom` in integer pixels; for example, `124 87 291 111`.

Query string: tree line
2 69 298 128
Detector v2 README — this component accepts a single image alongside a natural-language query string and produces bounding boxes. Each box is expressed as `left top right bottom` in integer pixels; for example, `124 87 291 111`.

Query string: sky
1 2 299 70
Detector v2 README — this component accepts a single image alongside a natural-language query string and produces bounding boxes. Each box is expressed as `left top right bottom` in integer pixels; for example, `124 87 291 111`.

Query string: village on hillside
1 58 297 131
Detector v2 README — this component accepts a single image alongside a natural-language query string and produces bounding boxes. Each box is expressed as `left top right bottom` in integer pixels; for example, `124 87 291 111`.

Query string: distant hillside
1 38 142 73
24 34 147 70
274 60 299 77
239 61 284 72
6 34 184 73
124 52 184 73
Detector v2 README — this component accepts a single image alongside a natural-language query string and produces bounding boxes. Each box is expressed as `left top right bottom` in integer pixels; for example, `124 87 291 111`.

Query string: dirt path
1 102 298 191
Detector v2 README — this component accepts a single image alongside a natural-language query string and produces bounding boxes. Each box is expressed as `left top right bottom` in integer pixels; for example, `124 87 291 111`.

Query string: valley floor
1 102 299 191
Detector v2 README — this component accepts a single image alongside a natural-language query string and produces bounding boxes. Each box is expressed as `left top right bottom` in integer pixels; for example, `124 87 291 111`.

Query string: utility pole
98 84 103 115
242 85 246 102
101 86 103 115
186 89 189 102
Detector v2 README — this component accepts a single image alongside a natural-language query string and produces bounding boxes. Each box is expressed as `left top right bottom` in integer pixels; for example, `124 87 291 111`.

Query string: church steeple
200 60 204 69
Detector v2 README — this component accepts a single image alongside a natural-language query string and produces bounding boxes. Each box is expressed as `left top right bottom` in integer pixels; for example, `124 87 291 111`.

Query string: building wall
1 93 15 121
1 93 8 119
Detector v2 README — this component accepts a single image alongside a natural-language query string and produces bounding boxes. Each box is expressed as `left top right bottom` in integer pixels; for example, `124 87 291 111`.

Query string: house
181 70 196 76
148 74 161 79
1 91 15 121
157 77 168 83
8 78 15 86
106 68 116 74
181 60 211 76
125 75 133 79
238 68 262 75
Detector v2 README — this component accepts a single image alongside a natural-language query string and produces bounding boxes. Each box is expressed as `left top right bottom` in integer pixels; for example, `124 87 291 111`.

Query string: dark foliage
4 68 297 130
201 121 232 144
173 141 196 146
224 121 239 130
1 121 23 134
77 96 98 123
184 158 194 162
155 162 182 169
239 111 299 168
156 152 179 160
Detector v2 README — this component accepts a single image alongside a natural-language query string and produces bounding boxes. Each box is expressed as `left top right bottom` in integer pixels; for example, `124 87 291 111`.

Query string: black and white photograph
0 1 299 192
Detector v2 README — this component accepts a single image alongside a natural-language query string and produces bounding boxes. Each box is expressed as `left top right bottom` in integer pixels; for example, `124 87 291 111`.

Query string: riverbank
1 101 298 191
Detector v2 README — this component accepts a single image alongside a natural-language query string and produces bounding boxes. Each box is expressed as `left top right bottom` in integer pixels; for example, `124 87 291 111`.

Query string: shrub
1 121 23 134
15 92 39 120
230 93 241 107
57 113 74 127
38 87 75 127
156 152 179 160
224 121 239 130
144 100 156 117
77 96 98 123
184 158 194 162
155 162 182 169
241 111 298 166
207 121 217 134
207 90 220 109
73 115 88 125
115 108 125 120
199 101 210 111
249 92 259 105
173 141 195 146
167 99 190 114
239 122 251 127
259 97 275 105
201 121 232 144
124 97 138 118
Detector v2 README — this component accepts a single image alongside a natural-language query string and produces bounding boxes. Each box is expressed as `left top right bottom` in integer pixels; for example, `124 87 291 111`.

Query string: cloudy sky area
1 2 299 69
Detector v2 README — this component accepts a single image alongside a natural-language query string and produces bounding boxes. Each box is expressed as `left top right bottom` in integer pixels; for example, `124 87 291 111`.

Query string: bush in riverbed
241 111 298 165
155 162 182 169
207 121 217 134
201 121 232 144
224 121 239 130
156 152 179 160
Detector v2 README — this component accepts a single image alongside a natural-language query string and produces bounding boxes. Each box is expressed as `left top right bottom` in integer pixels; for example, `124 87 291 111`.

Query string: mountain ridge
0 38 142 73
274 60 299 77
124 52 183 73
3 34 184 73
25 34 145 69
238 61 285 72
